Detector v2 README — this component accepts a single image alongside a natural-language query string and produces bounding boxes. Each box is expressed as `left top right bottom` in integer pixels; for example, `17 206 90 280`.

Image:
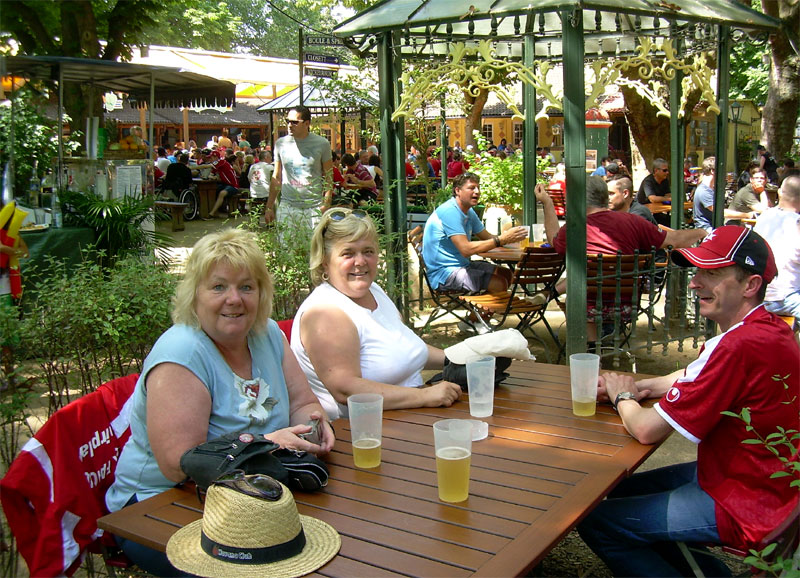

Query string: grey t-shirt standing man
267 105 333 229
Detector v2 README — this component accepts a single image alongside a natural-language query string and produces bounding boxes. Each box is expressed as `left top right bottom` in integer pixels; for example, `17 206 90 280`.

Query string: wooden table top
649 201 694 214
98 361 662 577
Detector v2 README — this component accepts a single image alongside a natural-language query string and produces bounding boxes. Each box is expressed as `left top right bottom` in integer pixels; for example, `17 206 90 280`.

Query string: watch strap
613 392 637 412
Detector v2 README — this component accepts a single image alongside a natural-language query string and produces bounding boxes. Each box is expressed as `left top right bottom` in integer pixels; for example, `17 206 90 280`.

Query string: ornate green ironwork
391 37 719 126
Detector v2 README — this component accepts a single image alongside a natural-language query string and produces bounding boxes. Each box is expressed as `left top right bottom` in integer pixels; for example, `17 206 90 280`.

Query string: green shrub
15 252 176 416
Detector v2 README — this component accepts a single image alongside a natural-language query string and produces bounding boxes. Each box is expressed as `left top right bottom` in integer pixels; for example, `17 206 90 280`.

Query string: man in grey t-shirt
267 105 333 228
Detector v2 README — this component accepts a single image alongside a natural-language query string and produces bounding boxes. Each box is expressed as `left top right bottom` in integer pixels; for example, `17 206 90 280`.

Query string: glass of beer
347 393 383 468
433 419 473 502
569 353 600 416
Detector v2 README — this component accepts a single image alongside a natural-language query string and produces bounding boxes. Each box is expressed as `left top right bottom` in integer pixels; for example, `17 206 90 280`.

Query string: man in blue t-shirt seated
423 172 531 294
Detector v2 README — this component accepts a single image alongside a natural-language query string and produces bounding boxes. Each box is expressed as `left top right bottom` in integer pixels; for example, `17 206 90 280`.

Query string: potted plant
465 131 550 233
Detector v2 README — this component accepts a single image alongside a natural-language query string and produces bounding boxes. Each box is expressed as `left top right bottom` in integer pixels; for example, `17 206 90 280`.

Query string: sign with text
305 67 337 79
306 35 344 47
305 52 341 65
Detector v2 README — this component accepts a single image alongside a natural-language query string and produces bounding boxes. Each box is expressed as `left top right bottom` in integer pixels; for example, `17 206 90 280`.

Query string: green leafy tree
758 0 800 163
142 0 338 59
1 0 169 151
0 86 71 198
141 1 243 52
730 41 770 105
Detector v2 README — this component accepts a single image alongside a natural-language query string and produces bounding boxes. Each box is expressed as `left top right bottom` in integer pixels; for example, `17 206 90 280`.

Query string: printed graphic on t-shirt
234 374 278 425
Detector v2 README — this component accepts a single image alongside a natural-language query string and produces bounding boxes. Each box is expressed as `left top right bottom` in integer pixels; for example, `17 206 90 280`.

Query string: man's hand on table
597 372 651 405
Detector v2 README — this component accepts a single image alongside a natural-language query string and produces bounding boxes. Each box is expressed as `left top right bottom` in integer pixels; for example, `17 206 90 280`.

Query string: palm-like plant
61 191 173 268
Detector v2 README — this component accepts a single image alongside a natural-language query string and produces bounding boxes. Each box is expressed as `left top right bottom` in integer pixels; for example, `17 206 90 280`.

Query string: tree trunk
621 87 672 171
761 0 800 161
620 61 705 173
463 88 489 148
60 1 105 148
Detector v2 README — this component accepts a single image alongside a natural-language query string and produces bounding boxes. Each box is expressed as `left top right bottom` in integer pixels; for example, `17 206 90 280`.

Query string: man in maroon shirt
341 153 377 205
552 176 706 339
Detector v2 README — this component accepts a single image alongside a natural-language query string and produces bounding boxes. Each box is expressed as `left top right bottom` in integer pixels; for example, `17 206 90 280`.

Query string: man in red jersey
201 150 240 218
578 226 799 577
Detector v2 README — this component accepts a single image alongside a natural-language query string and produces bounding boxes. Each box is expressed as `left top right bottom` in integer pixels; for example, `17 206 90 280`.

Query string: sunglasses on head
322 209 368 234
210 469 283 501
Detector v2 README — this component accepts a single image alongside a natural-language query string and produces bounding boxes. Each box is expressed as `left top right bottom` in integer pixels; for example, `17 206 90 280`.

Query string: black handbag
427 357 513 392
180 432 329 492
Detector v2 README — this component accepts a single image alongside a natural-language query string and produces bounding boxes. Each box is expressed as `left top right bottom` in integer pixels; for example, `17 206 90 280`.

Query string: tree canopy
139 0 340 58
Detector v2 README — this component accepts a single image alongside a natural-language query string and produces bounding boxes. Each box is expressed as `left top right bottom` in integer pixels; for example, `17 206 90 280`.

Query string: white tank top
291 282 429 420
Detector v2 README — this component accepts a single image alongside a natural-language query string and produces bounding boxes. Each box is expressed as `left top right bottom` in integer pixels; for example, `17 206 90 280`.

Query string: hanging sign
306 35 344 47
305 67 337 79
305 53 341 65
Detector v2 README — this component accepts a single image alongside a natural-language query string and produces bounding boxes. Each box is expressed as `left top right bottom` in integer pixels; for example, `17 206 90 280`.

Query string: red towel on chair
0 374 138 576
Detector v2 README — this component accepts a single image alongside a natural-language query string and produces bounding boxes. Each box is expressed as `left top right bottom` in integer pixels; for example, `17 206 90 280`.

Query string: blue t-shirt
591 166 607 177
422 197 485 289
106 321 289 511
693 182 715 232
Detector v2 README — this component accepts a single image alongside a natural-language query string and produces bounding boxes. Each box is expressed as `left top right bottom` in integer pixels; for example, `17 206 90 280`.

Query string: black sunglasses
285 118 305 125
211 469 283 501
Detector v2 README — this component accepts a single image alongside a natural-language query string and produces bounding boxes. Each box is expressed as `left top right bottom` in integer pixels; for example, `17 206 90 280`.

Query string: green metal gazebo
333 0 783 356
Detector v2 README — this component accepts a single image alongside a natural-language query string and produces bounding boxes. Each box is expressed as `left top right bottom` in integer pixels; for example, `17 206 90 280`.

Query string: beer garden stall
332 0 785 356
1 55 236 194
0 55 236 279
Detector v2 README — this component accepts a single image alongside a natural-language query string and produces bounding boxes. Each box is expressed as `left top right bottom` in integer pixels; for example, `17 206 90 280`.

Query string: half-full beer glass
433 419 472 502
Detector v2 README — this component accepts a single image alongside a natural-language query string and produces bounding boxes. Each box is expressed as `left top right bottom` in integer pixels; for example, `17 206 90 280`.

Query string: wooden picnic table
97 361 664 577
477 246 524 263
648 201 694 215
192 178 220 219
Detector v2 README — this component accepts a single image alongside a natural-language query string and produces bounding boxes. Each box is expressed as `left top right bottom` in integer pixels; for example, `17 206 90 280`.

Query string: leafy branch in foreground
720 373 799 577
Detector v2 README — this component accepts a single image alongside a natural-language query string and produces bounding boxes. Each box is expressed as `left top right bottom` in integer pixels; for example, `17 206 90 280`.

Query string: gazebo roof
256 83 377 115
335 0 782 59
2 55 236 108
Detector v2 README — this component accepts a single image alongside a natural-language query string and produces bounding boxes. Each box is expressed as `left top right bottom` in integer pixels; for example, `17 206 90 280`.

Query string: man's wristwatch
493 235 502 247
612 391 637 412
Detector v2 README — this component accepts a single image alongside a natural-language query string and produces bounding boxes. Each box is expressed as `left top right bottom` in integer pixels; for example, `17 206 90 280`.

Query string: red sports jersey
213 159 239 188
655 306 799 549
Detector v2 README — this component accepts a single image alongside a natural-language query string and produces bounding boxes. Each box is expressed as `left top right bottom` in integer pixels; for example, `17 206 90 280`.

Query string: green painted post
713 26 731 230
667 31 686 326
708 25 732 338
523 34 537 228
392 32 409 314
377 32 402 312
440 96 448 191
669 33 685 232
562 8 588 357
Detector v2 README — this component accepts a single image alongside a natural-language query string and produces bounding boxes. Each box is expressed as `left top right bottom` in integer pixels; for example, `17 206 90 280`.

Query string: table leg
195 184 215 219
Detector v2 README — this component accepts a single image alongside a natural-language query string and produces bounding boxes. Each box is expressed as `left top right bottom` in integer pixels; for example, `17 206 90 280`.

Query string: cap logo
702 231 715 243
745 256 755 266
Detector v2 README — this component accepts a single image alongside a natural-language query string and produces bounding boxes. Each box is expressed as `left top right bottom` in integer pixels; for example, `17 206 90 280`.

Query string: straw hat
167 479 340 578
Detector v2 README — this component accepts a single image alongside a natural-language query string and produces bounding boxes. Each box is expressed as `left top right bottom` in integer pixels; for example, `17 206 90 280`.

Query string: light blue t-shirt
106 321 289 511
693 182 715 232
591 166 607 177
422 197 485 289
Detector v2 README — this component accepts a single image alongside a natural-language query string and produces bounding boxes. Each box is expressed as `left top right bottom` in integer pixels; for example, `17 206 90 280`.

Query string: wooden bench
154 201 188 231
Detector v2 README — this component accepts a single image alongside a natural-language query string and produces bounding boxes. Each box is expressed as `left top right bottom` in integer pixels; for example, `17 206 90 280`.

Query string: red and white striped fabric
0 374 138 576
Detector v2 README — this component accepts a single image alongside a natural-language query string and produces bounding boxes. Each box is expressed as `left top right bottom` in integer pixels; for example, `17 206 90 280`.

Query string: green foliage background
0 87 68 199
